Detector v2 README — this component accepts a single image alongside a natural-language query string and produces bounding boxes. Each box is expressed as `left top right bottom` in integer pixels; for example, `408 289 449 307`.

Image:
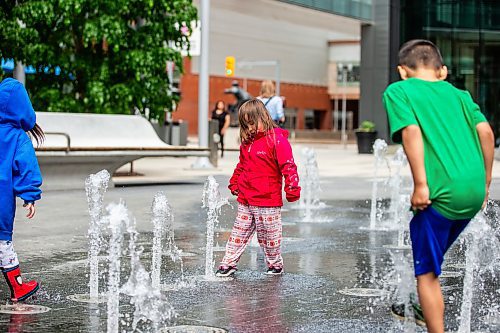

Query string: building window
304 109 325 130
337 64 360 85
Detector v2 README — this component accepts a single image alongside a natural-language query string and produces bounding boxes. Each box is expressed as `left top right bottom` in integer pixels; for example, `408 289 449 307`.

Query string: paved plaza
4 143 500 332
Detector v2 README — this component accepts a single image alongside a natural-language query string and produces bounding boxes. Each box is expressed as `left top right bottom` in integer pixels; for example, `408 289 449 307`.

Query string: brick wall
175 58 332 135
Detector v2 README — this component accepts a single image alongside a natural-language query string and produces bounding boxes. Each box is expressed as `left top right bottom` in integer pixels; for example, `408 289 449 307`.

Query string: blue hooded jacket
0 78 42 241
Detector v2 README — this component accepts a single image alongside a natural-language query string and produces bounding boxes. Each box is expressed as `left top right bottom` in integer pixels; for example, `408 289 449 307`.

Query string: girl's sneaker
266 267 283 275
215 266 237 277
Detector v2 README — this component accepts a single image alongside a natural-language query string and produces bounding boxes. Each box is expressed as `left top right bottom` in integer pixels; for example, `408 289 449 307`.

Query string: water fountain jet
202 176 230 280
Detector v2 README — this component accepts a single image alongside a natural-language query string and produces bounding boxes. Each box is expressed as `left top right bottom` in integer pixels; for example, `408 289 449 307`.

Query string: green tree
0 0 197 121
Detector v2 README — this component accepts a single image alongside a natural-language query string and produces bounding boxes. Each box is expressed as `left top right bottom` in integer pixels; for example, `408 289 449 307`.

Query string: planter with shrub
355 121 377 154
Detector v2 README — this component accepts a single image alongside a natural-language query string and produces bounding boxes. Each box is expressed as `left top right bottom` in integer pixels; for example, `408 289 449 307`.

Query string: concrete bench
35 112 212 190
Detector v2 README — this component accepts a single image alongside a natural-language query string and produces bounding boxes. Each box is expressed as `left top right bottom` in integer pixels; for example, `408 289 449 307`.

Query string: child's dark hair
29 123 45 147
213 100 226 112
238 98 276 144
398 39 444 70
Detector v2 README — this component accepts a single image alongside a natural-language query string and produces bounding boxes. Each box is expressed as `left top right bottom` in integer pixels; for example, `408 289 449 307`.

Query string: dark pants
219 134 225 157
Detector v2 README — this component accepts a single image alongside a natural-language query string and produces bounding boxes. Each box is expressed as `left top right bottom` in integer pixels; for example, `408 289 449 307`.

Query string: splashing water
384 250 417 333
249 233 260 247
369 139 389 230
150 192 173 289
385 149 412 247
105 201 128 333
122 210 176 331
388 148 408 224
152 192 185 287
299 147 324 221
163 212 185 281
85 169 110 301
395 195 412 248
457 209 500 332
202 176 229 278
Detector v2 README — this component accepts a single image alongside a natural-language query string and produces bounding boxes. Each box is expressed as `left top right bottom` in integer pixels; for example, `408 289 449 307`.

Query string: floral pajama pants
220 203 283 269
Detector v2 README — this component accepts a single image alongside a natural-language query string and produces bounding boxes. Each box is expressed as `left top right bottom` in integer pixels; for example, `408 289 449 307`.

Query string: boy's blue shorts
410 206 470 277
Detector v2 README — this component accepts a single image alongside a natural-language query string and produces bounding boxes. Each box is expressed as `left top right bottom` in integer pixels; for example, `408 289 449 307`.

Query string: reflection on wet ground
4 184 499 332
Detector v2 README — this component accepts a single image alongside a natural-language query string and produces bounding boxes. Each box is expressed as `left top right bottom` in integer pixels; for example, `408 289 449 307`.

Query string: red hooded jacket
229 128 301 207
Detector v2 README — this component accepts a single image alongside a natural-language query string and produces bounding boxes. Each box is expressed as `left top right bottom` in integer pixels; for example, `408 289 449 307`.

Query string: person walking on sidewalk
216 98 301 277
383 39 494 333
211 100 230 158
0 78 44 302
257 80 285 127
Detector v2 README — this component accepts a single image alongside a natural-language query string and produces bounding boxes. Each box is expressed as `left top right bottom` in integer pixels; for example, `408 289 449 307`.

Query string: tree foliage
0 0 197 121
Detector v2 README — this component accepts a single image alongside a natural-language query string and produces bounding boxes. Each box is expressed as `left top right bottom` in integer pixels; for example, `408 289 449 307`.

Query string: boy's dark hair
398 39 444 70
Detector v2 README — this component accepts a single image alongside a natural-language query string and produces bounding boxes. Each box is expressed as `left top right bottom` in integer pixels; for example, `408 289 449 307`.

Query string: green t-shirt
383 78 487 220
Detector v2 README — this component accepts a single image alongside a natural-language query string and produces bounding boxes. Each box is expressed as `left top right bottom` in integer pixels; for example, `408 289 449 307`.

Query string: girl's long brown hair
29 123 45 147
238 98 276 144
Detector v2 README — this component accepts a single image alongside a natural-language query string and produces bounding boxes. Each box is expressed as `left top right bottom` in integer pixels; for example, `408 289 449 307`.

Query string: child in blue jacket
0 78 43 302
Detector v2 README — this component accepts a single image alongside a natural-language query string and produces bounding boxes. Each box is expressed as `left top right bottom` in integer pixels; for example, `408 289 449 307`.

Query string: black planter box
355 131 377 154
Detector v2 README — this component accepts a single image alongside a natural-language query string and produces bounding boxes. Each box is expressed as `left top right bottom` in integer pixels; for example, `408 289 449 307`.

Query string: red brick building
174 58 332 135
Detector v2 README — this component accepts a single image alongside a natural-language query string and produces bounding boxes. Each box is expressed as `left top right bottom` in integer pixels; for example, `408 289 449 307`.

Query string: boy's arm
476 122 495 206
402 125 431 211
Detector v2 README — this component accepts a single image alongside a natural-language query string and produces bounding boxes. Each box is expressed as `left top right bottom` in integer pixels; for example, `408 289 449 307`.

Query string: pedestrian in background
0 78 44 302
383 39 494 333
258 80 285 127
216 98 300 277
211 100 230 157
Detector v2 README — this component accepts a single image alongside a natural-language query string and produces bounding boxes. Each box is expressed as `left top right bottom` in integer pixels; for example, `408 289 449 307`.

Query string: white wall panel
191 0 360 85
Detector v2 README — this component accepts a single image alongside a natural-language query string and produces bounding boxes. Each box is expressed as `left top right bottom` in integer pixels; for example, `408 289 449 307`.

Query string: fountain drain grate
200 275 234 282
338 288 388 297
160 325 228 333
445 263 466 270
441 284 461 292
383 244 411 250
199 246 226 252
67 293 107 304
440 271 462 278
0 304 51 314
283 237 304 242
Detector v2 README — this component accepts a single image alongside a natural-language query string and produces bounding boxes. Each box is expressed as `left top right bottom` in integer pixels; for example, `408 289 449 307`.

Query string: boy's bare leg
417 272 444 333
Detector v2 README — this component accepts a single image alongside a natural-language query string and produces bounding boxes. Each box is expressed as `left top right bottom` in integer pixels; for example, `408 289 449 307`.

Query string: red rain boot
2 265 39 302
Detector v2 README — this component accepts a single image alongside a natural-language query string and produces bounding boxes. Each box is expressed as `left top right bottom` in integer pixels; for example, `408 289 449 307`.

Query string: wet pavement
4 145 500 332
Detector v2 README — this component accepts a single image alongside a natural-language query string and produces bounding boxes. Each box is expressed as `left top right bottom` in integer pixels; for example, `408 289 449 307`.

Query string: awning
1 59 61 75
1 59 36 74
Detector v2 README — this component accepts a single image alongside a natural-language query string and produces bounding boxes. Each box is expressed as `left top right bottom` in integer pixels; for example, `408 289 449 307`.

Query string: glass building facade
277 0 372 21
400 0 500 136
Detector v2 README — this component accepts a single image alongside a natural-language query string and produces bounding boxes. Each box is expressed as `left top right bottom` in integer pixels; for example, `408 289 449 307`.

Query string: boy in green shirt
383 39 494 333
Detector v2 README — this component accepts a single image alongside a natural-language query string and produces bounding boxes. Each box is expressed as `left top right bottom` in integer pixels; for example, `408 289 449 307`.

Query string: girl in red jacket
216 98 301 277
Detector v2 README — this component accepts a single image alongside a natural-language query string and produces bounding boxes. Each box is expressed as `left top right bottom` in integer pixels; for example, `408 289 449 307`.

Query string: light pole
338 63 352 148
192 0 214 168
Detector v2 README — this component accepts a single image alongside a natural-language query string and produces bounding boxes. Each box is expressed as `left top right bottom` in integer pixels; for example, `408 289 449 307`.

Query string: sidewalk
114 142 500 200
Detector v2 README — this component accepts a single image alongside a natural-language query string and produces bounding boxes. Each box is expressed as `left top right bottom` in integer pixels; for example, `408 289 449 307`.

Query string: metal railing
44 132 72 152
